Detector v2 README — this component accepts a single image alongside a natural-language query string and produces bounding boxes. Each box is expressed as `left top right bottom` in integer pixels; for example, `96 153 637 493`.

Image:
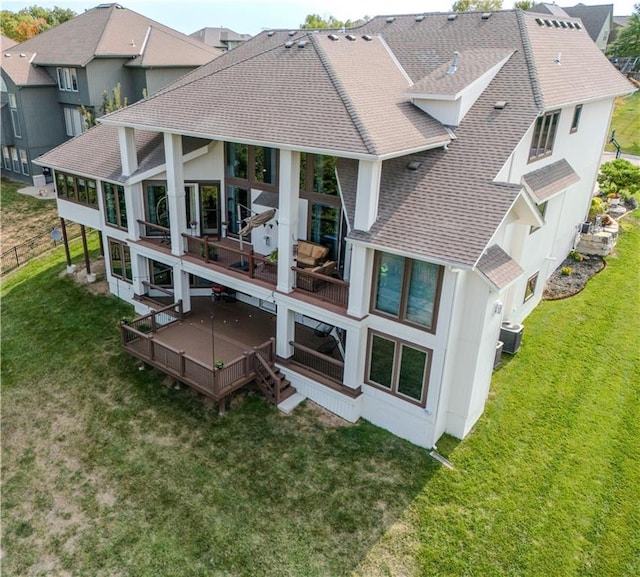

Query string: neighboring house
189 27 251 51
530 3 614 50
35 11 634 448
0 3 220 183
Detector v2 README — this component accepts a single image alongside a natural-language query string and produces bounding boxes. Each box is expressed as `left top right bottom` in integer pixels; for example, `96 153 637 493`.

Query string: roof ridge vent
328 33 339 41
362 34 373 41
284 41 294 48
386 17 396 23
567 21 575 29
345 34 357 41
288 30 296 36
447 14 458 21
535 17 544 26
481 13 491 20
267 30 275 37
575 22 582 30
415 15 425 22
494 101 508 109
446 51 460 75
297 40 308 48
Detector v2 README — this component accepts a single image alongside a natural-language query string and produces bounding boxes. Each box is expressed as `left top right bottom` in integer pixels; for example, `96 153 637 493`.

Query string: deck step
278 391 306 414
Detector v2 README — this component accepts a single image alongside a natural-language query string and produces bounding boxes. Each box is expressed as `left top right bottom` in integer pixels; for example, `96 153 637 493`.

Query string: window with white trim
8 93 21 138
10 147 19 172
19 149 29 175
2 146 10 170
64 107 82 137
524 271 539 302
108 239 132 282
56 67 78 92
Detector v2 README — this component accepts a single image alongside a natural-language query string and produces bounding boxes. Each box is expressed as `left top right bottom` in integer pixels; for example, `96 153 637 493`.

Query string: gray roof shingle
1 51 56 86
522 158 580 203
476 245 524 289
8 4 218 67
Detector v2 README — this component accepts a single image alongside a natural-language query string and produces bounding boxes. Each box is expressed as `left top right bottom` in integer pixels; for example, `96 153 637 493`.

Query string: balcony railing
292 266 349 308
137 219 170 242
182 233 276 285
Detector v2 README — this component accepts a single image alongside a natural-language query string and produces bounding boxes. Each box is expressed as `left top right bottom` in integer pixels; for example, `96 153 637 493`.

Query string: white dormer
407 49 514 126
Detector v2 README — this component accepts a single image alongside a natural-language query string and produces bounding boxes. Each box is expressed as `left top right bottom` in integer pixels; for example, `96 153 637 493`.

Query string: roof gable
9 4 218 68
1 52 56 86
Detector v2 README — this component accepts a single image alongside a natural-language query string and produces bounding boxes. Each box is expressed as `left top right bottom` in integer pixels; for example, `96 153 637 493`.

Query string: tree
597 159 640 200
452 0 503 11
0 5 76 42
300 14 351 29
607 3 640 58
514 1 535 10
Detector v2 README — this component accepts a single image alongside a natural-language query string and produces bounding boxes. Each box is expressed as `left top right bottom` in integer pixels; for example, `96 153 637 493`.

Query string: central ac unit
500 322 524 354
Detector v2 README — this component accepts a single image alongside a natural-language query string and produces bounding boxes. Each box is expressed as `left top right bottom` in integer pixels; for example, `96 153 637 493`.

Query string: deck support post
60 217 74 273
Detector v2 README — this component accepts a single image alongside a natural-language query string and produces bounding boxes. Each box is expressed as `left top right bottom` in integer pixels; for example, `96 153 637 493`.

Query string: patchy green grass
606 92 640 156
1 244 436 576
1 177 59 249
355 213 640 576
3 214 639 576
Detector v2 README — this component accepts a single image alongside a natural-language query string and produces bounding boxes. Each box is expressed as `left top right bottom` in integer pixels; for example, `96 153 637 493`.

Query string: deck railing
182 233 277 285
292 266 349 308
121 306 276 403
138 219 171 241
289 341 344 384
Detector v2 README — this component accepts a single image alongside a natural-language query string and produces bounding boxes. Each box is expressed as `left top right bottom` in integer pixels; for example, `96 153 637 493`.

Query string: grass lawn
1 177 59 249
2 214 639 576
606 92 640 156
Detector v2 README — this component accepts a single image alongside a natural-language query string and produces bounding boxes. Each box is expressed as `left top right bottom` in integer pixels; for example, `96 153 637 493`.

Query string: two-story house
35 10 634 448
1 3 220 183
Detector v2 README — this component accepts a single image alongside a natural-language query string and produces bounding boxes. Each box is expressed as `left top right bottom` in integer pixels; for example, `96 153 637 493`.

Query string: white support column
343 324 365 390
131 252 147 296
172 264 191 314
164 132 187 256
118 126 138 177
353 159 382 232
277 149 300 293
347 243 372 318
276 304 295 359
127 182 144 241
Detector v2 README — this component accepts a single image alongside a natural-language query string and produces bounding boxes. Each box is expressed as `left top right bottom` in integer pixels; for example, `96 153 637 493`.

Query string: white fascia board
543 87 637 111
407 92 459 102
124 143 211 185
347 237 474 271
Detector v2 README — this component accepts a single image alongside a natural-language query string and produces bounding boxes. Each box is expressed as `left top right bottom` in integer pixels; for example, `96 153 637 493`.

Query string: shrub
561 266 573 276
598 159 640 200
569 250 584 262
588 197 607 221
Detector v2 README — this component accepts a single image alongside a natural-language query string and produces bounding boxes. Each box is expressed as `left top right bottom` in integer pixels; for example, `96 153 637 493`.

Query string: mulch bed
543 255 606 300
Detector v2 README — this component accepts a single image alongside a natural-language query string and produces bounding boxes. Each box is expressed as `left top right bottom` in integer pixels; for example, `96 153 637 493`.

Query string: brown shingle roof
102 32 450 157
522 158 580 203
523 12 633 107
476 245 524 289
10 4 218 67
1 52 56 86
34 123 210 183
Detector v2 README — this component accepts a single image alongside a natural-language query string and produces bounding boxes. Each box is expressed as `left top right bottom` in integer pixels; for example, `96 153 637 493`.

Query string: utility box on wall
500 322 524 354
494 341 504 369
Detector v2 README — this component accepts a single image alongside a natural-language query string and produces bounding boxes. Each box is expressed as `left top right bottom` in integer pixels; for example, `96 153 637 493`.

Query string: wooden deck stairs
253 352 297 406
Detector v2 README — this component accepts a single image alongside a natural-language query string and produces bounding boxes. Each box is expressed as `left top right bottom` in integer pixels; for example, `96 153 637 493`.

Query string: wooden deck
120 299 289 410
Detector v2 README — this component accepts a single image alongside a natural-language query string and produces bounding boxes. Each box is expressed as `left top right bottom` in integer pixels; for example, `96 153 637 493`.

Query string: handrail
289 341 345 368
291 265 349 287
137 219 171 234
141 280 174 296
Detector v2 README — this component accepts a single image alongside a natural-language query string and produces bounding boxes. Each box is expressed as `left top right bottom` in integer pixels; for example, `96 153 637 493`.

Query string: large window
56 67 78 92
300 154 343 261
10 148 19 172
226 185 250 236
366 331 432 406
19 149 29 175
64 107 83 137
2 146 11 170
55 171 98 208
103 182 128 230
225 142 278 191
8 93 21 138
144 183 168 233
108 239 132 282
372 252 443 332
529 110 560 162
